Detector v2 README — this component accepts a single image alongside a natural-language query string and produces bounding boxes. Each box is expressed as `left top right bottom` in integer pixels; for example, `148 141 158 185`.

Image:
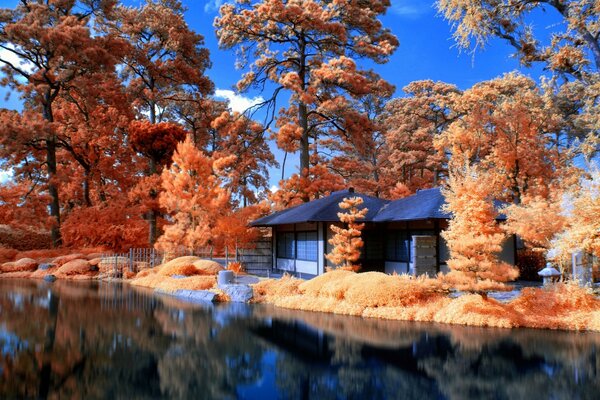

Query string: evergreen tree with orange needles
326 197 368 271
442 166 519 298
156 138 230 254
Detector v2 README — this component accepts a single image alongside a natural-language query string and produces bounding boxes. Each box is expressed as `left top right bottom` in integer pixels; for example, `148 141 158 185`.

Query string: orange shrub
0 258 38 273
192 260 224 275
227 261 244 274
251 274 303 303
55 259 93 278
252 271 600 331
157 256 201 276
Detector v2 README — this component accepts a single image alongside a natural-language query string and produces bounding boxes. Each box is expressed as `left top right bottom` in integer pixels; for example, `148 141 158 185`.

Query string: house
251 187 516 277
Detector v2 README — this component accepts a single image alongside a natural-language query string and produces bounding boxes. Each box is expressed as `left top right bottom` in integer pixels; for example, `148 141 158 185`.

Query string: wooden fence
100 240 273 276
238 238 273 274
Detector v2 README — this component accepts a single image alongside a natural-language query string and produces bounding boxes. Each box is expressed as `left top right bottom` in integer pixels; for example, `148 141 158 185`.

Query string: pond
0 280 598 400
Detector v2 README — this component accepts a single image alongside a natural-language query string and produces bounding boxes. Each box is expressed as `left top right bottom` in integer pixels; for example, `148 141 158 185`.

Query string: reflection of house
251 188 516 277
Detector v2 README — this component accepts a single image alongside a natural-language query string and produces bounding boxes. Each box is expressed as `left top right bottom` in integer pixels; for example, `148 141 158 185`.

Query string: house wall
273 223 320 277
271 220 517 277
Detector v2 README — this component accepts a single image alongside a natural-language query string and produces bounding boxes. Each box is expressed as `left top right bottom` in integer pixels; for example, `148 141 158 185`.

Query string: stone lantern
538 263 561 286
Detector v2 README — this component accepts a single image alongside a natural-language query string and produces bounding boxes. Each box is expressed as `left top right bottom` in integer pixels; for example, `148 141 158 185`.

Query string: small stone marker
218 270 234 286
538 263 561 286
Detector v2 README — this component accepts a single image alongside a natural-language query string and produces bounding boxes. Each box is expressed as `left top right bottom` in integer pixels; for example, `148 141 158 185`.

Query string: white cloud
269 185 279 193
0 169 13 184
204 0 226 13
215 89 265 113
390 1 432 17
0 45 34 74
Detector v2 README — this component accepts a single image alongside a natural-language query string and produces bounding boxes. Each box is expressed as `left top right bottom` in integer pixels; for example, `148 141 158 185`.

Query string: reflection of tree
0 280 267 399
419 339 600 400
1 280 600 399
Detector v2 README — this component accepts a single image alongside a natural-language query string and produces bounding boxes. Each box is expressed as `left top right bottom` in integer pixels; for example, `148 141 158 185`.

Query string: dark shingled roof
373 187 450 222
250 189 389 226
251 187 507 226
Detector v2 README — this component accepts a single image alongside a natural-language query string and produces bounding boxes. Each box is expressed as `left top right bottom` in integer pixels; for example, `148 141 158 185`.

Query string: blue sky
0 0 559 186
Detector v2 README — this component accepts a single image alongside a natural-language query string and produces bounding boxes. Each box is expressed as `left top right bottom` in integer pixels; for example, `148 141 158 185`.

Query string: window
296 231 318 261
277 232 295 259
386 231 409 262
361 230 384 260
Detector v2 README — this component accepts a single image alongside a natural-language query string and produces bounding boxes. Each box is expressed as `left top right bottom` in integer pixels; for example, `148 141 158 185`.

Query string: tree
503 194 567 255
107 0 214 244
0 0 125 246
270 160 344 210
326 197 368 271
437 0 600 156
156 138 230 254
211 111 277 206
215 0 398 199
442 166 519 297
322 94 395 198
108 0 213 124
437 0 599 78
435 73 569 204
52 73 136 208
382 80 459 193
128 120 187 244
551 165 600 262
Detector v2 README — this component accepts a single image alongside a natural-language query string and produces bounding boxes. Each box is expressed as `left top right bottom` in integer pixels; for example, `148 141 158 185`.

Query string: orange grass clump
130 273 215 292
251 274 304 303
511 283 600 330
54 259 95 279
252 270 600 331
0 258 38 273
192 259 224 275
157 257 223 276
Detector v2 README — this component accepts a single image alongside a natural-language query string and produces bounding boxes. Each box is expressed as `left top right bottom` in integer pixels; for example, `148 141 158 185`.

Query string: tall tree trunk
83 168 92 207
148 99 159 246
148 157 158 245
298 34 310 202
43 99 62 247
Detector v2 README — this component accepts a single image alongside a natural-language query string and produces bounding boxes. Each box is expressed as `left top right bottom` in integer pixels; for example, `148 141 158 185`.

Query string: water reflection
0 280 598 399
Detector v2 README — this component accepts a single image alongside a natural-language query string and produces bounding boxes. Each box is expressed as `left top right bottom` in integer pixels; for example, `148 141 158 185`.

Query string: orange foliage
326 197 368 271
253 271 600 331
271 164 345 210
215 0 398 189
130 274 216 292
442 166 519 295
156 257 224 277
0 258 38 273
60 202 148 251
129 121 188 169
226 262 244 274
156 138 231 253
383 81 458 192
54 259 93 278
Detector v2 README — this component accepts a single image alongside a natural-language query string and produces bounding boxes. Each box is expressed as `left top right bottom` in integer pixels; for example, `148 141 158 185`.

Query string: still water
0 279 598 399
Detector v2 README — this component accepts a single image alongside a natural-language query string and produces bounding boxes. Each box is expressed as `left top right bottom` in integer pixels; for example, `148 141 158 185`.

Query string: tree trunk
298 34 310 201
43 98 62 247
148 157 158 245
83 168 92 207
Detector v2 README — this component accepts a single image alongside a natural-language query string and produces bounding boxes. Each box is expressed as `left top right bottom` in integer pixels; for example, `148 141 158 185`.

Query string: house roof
251 186 507 226
372 187 450 222
250 189 389 227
